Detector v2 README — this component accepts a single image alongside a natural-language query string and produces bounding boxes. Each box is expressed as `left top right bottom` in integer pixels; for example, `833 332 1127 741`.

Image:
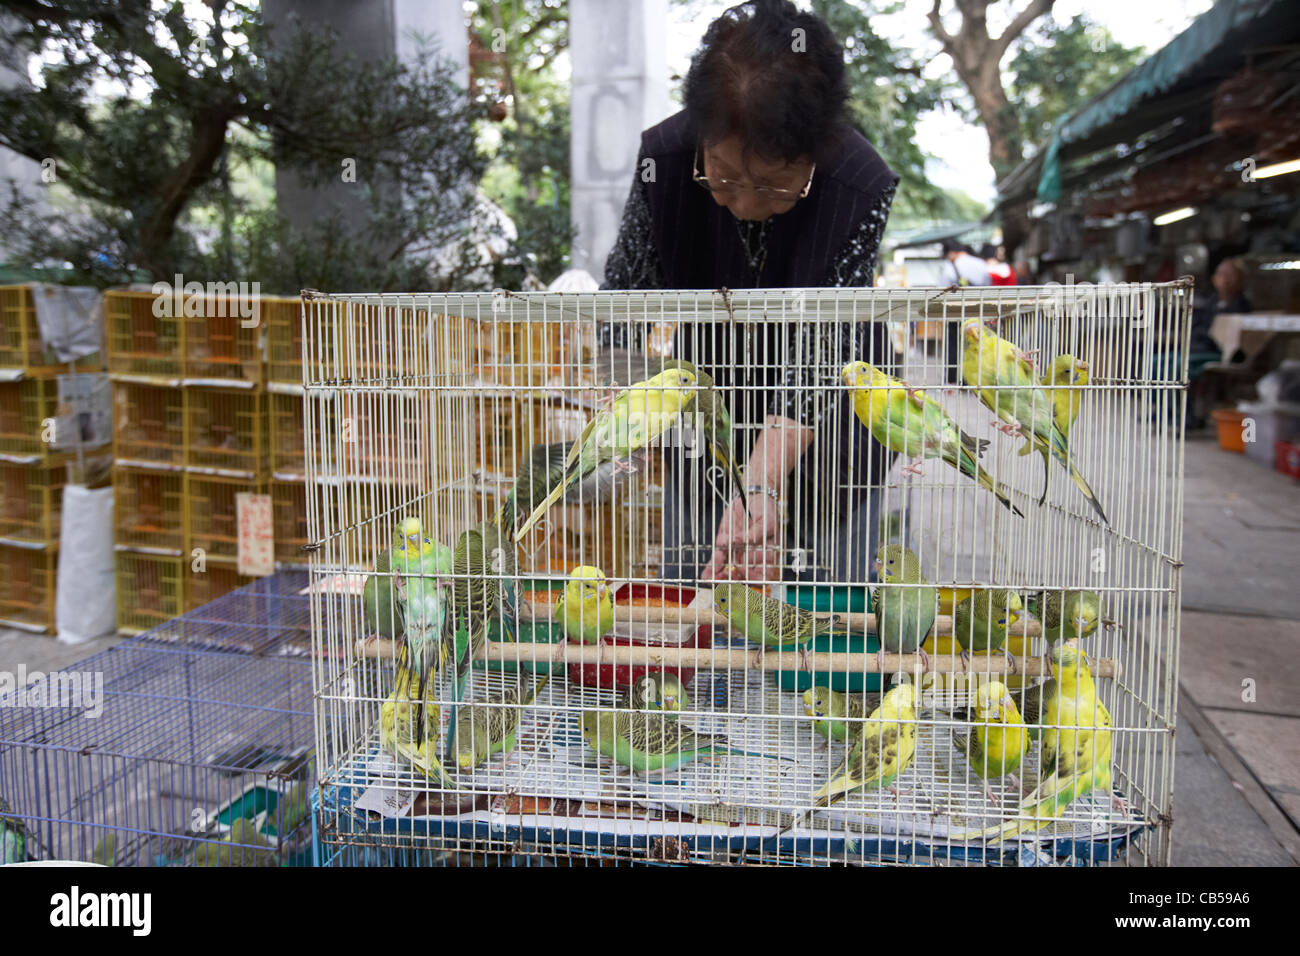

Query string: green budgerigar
398 574 449 730
953 588 1024 668
621 670 690 713
580 709 787 775
842 361 1022 516
872 544 938 672
952 680 1029 802
447 522 519 685
0 798 33 863
961 320 1108 524
712 582 838 670
453 673 549 770
192 817 278 868
954 642 1123 844
802 686 879 745
1034 589 1102 648
1019 355 1090 505
809 682 918 811
555 565 615 645
513 367 698 541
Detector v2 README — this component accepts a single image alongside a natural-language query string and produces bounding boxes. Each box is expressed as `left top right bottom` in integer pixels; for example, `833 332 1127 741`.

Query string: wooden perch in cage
474 640 1118 679
516 600 1044 641
354 637 1118 679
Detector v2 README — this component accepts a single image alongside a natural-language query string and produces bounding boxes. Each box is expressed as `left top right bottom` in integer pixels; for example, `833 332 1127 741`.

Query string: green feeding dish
481 615 565 676
771 583 880 694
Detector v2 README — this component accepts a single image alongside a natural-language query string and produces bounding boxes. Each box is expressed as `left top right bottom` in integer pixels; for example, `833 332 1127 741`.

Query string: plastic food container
1212 408 1247 452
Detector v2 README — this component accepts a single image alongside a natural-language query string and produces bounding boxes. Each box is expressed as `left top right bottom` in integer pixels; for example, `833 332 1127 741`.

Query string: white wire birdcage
302 282 1189 867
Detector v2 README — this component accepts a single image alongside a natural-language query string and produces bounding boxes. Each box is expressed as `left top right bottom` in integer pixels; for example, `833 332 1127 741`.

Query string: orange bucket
1212 408 1247 453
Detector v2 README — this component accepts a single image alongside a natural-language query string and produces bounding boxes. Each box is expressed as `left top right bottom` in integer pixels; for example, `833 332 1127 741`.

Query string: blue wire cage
0 571 316 866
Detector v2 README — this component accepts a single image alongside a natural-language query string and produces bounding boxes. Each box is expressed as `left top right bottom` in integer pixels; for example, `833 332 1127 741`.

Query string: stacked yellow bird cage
304 284 1189 867
107 290 303 628
0 285 109 633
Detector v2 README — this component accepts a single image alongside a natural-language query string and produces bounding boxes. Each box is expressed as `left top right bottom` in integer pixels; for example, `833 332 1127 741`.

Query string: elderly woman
601 0 899 587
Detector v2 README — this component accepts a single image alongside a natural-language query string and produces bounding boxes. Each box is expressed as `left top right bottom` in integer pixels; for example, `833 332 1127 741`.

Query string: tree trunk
928 0 1055 255
138 105 236 279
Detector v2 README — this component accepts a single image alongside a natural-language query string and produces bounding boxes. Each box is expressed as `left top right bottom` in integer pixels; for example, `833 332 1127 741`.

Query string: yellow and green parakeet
580 709 783 775
361 517 453 640
960 320 1107 524
380 668 456 789
802 686 879 745
952 680 1029 802
1033 589 1102 648
621 670 690 713
842 361 1022 516
555 565 614 644
655 359 747 513
953 588 1024 668
956 642 1122 844
453 673 548 770
810 682 918 809
872 544 938 671
513 367 698 541
712 582 838 670
1018 355 1090 505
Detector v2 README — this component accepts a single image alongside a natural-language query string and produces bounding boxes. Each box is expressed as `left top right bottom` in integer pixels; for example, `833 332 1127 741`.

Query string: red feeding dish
566 582 714 690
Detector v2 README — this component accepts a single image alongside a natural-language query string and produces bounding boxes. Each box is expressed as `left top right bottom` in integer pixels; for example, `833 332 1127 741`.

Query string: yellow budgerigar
513 368 697 541
555 565 614 644
952 680 1029 802
953 642 1123 845
1018 355 1090 505
961 320 1107 523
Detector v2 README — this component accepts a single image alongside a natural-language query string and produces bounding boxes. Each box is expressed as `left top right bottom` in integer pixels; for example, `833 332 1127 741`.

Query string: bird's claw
901 458 925 477
1004 650 1018 674
959 650 972 671
799 646 812 673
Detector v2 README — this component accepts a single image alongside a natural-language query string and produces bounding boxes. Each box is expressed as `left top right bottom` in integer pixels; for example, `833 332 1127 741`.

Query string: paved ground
1 431 1296 866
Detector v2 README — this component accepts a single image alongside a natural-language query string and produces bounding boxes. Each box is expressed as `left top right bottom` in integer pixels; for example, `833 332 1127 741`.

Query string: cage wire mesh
0 572 315 866
303 283 1188 867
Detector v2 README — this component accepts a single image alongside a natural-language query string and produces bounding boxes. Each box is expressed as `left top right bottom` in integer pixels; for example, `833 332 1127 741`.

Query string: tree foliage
1007 14 1145 150
470 0 573 286
0 0 489 291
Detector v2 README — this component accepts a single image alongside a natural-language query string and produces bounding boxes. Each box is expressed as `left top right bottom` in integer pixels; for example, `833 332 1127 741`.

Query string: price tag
237 493 274 576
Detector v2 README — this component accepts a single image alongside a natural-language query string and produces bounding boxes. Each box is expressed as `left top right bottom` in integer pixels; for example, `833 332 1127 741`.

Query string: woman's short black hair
683 0 849 167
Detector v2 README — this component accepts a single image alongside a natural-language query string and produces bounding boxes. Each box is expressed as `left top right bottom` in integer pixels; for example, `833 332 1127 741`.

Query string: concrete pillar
262 0 468 235
569 0 670 281
0 14 45 263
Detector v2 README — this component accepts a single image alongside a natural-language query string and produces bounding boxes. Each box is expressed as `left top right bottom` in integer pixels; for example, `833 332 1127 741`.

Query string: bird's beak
1001 694 1016 712
1073 616 1090 633
1076 360 1090 371
873 559 883 574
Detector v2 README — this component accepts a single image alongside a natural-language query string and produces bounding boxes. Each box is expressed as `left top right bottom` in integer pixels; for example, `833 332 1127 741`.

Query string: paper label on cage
236 493 274 576
354 785 415 819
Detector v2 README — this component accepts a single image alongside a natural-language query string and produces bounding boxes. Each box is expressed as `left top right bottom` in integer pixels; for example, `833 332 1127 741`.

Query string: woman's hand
700 491 785 583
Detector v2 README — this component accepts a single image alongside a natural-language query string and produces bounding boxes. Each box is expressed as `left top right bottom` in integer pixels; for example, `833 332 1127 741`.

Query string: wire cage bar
0 571 315 866
304 285 1189 867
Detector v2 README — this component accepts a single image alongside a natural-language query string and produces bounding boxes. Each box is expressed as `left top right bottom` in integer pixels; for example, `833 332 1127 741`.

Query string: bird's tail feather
951 447 1024 517
1047 431 1108 524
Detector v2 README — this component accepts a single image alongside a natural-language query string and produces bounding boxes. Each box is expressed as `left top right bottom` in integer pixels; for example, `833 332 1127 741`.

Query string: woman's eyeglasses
692 148 815 200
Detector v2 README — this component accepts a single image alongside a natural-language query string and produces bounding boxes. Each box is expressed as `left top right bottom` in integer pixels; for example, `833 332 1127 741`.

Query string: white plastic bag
56 484 116 643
